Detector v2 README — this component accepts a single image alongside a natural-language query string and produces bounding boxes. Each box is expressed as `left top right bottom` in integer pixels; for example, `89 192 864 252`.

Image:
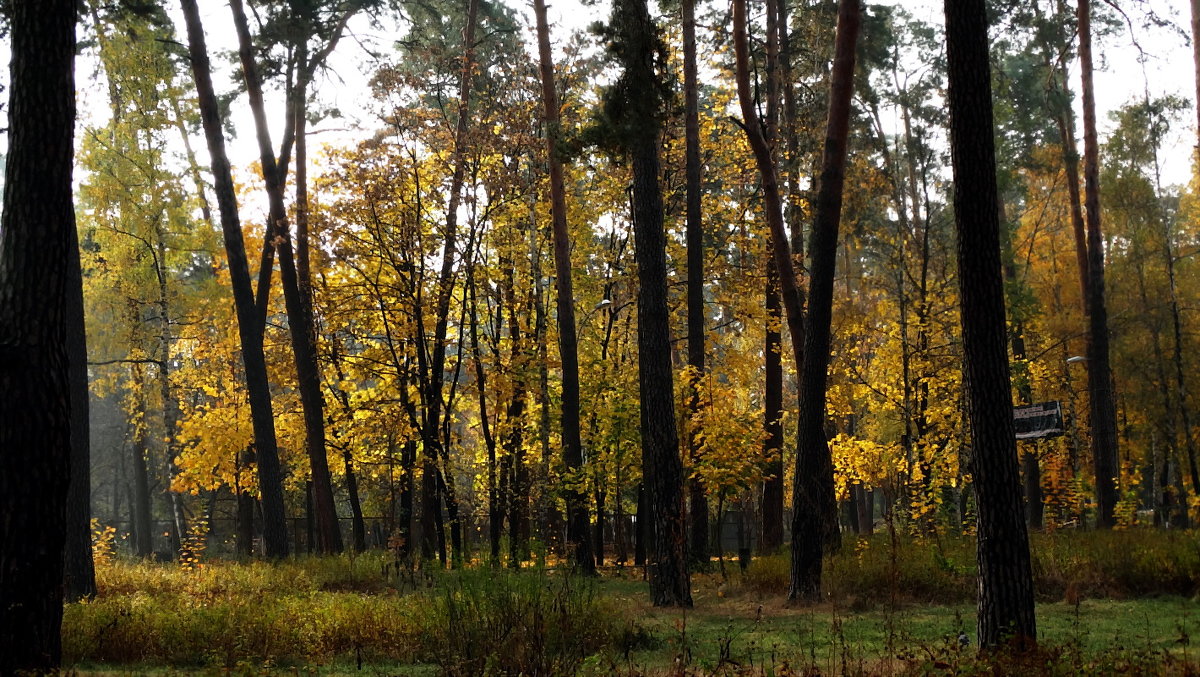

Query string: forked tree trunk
732 0 805 374
1077 0 1119 529
789 0 860 602
944 0 1037 647
0 2 76 669
229 0 343 554
418 0 480 566
732 0 810 575
179 0 289 558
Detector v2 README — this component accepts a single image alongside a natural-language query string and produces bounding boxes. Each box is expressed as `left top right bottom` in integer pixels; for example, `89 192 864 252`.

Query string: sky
68 0 1200 199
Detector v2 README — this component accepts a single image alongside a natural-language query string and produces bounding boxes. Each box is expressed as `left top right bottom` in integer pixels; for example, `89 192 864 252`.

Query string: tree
599 0 692 606
1192 0 1200 151
1077 0 1119 529
681 0 709 568
228 0 344 554
532 0 595 575
65 189 97 601
943 0 1036 647
0 0 78 670
790 0 860 602
178 0 290 558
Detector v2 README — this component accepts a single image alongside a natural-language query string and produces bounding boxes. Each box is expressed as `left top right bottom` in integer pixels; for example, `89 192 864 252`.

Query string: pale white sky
66 0 1200 195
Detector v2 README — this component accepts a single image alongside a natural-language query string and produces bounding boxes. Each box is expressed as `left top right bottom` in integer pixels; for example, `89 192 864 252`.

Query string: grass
63 530 1200 675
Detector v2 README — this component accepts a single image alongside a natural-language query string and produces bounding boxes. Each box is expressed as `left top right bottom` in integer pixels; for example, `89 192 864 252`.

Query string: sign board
1013 401 1064 440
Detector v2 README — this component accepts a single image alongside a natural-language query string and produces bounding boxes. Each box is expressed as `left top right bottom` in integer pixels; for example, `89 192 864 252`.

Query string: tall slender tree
0 0 78 670
789 0 860 601
1077 0 1119 528
681 0 709 569
533 0 596 574
65 218 97 601
1191 0 1200 151
178 0 290 557
600 0 692 606
944 0 1037 647
228 0 344 554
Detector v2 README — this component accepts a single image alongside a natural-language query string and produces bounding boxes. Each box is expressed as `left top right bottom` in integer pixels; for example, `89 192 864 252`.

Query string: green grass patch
64 530 1200 675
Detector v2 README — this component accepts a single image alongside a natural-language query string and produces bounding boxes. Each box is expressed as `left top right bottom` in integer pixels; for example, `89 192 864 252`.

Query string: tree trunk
1165 231 1200 502
65 218 97 602
532 0 595 575
788 0 860 602
229 0 342 554
0 2 76 668
606 0 692 606
1077 0 1119 529
399 441 416 561
762 259 785 553
178 0 289 558
732 0 806 374
944 0 1037 647
681 0 710 568
1192 0 1200 152
634 482 647 567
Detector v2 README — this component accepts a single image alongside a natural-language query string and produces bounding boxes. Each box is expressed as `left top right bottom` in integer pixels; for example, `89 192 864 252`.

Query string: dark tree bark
1010 328 1044 529
415 0 480 567
732 0 805 376
65 220 97 602
179 0 289 558
762 260 785 553
732 0 810 577
533 0 596 576
1077 0 1119 529
634 482 647 566
0 1 77 669
605 0 691 606
229 0 342 554
789 0 860 602
761 0 796 555
944 0 1037 647
681 0 709 568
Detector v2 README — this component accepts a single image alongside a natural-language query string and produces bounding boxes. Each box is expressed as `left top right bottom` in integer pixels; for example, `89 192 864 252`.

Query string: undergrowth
737 528 1200 604
63 530 1200 675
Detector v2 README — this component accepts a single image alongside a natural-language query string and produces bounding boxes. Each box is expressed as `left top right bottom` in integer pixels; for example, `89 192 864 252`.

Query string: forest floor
64 529 1200 675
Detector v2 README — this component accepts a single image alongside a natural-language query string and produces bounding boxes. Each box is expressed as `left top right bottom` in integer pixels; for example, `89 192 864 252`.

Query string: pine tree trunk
944 0 1037 647
0 2 76 668
788 0 859 602
610 0 692 606
1192 0 1200 151
65 218 97 602
1077 0 1119 529
532 0 595 575
179 0 289 558
762 259 785 552
682 0 710 568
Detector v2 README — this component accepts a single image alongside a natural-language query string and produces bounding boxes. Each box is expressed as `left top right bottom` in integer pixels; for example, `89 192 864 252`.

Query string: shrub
415 568 616 676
